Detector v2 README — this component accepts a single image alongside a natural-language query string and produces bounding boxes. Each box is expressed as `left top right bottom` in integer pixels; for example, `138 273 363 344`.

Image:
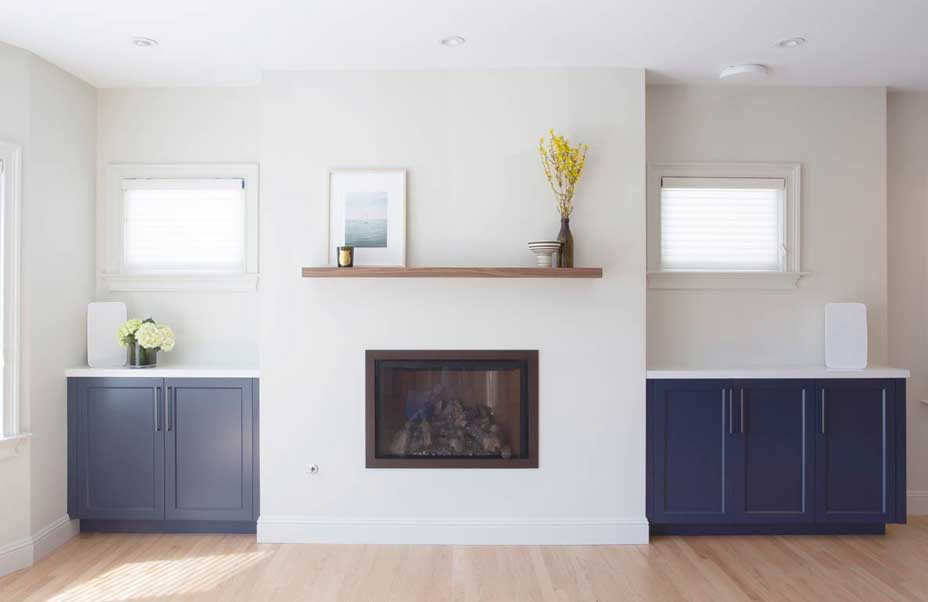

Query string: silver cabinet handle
727 388 733 434
155 387 162 432
821 390 826 434
740 388 745 434
167 387 174 432
730 388 735 434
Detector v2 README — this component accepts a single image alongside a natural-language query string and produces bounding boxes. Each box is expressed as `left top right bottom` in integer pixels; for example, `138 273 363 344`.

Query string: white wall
25 54 97 536
257 68 647 543
96 87 260 366
647 86 888 368
0 42 33 561
0 41 94 575
887 91 928 512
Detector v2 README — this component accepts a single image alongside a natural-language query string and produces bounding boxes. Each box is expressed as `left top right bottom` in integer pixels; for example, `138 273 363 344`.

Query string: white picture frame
328 168 406 266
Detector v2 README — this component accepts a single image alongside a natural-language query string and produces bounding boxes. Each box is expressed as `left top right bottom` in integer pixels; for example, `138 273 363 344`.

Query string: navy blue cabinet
165 378 254 522
815 380 895 523
649 380 732 524
68 377 259 533
648 377 905 535
73 378 165 520
732 380 814 524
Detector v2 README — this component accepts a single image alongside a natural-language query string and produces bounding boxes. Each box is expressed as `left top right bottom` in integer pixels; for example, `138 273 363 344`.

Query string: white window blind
122 179 246 273
660 177 785 272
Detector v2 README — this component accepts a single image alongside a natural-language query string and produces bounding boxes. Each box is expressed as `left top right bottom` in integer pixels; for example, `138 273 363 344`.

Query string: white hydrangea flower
118 318 175 351
117 318 145 347
158 326 176 352
136 322 165 350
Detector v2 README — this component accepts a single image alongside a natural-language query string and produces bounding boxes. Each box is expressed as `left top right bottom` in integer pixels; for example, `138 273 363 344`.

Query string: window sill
0 433 31 462
647 271 808 291
102 273 259 292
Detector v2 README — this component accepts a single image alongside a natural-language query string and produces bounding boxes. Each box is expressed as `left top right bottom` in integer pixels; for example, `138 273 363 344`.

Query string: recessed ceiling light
719 64 768 81
131 36 158 48
776 37 806 48
440 36 466 47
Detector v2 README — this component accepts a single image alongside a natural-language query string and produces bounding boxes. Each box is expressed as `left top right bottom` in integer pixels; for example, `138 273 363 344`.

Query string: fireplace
366 350 538 468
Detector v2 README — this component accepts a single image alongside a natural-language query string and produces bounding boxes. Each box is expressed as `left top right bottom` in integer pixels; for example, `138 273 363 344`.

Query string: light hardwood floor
3 519 928 601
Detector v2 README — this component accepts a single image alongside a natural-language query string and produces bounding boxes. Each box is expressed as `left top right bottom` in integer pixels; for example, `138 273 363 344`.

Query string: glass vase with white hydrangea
118 317 175 368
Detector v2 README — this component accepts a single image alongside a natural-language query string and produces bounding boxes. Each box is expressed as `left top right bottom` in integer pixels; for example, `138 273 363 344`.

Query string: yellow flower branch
538 130 588 219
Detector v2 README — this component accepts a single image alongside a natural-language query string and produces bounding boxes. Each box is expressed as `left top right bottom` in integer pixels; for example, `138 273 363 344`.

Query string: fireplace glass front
366 351 538 468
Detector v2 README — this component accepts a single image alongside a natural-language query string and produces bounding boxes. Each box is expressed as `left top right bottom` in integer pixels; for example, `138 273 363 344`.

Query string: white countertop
66 366 259 378
647 366 909 379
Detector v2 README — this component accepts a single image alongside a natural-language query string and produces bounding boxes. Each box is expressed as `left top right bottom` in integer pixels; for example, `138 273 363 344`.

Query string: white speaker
825 303 868 370
87 302 127 368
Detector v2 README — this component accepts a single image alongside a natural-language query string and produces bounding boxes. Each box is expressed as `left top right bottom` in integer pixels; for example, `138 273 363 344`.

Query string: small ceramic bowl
528 240 562 267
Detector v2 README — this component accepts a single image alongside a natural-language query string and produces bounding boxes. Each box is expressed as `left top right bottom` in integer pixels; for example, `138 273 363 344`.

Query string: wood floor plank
3 519 928 601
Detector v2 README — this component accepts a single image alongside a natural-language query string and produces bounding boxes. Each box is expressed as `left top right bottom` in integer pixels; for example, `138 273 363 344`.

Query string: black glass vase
127 342 158 368
557 218 574 268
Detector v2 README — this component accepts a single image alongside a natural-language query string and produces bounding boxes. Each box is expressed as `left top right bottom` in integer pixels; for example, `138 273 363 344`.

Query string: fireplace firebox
366 350 538 468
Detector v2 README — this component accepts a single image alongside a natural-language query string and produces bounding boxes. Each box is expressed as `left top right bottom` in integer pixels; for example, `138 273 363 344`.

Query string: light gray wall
25 54 97 535
0 41 95 566
647 85 888 368
887 91 928 509
95 87 260 366
257 68 648 542
0 41 33 552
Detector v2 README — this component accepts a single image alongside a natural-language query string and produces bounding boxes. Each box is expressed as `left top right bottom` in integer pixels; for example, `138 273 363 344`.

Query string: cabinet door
75 378 165 520
649 380 734 524
730 380 814 523
815 379 895 523
165 378 254 521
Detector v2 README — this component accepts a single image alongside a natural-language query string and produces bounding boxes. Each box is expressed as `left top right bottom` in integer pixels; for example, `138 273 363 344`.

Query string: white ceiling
1 0 926 89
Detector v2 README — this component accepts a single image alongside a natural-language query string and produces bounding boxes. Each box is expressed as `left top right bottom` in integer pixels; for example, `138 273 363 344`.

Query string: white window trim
647 162 807 290
0 141 24 454
101 163 259 292
0 433 31 462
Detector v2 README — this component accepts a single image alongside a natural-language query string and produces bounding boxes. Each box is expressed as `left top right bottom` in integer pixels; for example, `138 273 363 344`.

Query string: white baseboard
0 515 78 578
0 536 33 578
32 516 78 562
258 516 650 545
908 491 928 516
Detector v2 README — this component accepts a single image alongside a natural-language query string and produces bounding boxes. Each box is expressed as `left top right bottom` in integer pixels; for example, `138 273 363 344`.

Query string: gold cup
337 246 354 268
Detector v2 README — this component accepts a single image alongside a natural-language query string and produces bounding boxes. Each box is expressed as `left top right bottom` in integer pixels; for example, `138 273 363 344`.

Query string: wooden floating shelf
301 266 603 278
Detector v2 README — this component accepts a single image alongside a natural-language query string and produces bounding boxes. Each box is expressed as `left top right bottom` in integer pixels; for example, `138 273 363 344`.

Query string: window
0 141 23 449
660 177 784 272
648 163 803 290
123 179 246 272
103 164 259 291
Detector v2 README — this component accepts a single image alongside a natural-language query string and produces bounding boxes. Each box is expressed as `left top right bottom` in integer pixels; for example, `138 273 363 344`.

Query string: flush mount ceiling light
131 36 158 48
719 64 768 81
776 37 806 48
440 35 466 47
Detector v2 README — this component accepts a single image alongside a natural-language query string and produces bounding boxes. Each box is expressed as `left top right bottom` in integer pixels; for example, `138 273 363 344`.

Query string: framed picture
328 168 406 266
